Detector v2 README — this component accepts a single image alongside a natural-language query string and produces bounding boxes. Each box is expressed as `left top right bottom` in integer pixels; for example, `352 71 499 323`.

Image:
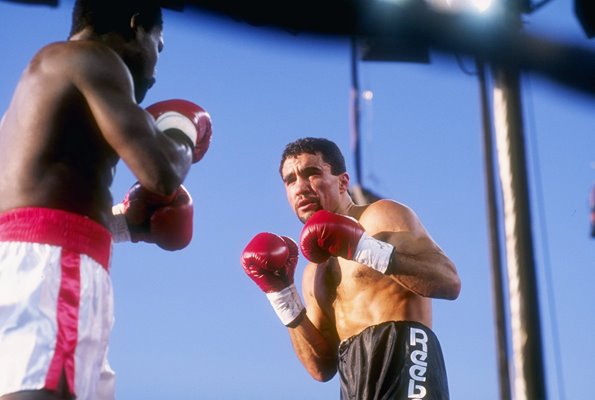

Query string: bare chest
313 258 430 340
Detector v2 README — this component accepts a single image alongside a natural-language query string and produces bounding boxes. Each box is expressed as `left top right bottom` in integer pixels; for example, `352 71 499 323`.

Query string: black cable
523 73 567 400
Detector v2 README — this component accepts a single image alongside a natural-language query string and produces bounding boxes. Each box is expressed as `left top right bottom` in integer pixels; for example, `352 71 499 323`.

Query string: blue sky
0 0 593 398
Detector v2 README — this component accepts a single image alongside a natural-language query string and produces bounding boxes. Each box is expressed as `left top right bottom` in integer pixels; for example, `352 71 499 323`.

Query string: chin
134 87 149 104
133 77 154 104
297 210 315 224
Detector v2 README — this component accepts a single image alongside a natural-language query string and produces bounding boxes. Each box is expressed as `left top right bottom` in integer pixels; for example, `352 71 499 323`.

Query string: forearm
125 133 192 196
288 316 338 382
117 98 212 196
388 250 461 299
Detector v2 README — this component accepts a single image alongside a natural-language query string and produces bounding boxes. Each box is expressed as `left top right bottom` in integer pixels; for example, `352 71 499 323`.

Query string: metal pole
590 182 595 238
350 37 363 186
492 53 548 400
477 59 512 400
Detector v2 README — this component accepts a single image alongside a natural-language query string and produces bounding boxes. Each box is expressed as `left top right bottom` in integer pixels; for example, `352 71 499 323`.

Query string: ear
130 13 141 31
338 172 350 193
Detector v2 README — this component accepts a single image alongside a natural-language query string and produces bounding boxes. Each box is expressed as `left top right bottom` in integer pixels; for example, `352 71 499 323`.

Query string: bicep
70 47 188 192
74 50 152 151
365 201 453 269
366 201 461 297
364 201 437 254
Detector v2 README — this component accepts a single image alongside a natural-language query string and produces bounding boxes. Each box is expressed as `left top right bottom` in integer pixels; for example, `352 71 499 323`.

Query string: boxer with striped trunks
0 208 115 399
0 0 211 398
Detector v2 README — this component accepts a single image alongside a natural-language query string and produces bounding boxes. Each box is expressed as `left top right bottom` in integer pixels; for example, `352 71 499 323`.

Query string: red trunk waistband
0 207 112 271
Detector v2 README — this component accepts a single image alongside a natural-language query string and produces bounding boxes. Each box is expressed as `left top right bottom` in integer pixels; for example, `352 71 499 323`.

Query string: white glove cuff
266 284 305 326
353 232 394 274
109 203 131 243
155 111 198 146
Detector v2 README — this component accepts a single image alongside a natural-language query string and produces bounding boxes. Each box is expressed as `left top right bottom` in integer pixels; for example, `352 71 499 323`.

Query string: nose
294 175 312 196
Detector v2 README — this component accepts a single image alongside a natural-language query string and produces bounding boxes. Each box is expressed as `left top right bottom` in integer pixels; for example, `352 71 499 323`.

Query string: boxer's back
0 41 118 226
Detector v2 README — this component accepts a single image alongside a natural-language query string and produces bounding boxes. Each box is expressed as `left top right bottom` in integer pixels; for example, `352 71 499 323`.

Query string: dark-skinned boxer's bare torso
0 41 131 400
0 43 118 227
0 25 190 399
0 25 188 230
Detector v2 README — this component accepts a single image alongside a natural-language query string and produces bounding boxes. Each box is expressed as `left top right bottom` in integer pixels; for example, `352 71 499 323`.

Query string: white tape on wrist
109 203 131 243
155 111 198 146
353 232 394 274
266 284 305 326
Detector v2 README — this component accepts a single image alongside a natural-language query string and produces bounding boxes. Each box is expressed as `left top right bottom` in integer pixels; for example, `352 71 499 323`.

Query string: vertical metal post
350 37 363 186
590 182 595 237
492 57 548 400
477 60 512 400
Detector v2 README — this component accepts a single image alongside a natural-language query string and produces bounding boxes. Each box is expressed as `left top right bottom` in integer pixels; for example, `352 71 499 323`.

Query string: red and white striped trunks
0 207 115 400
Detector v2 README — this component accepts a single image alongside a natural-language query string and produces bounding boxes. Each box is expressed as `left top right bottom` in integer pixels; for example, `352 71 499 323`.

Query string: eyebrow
301 165 323 175
282 171 295 183
282 165 323 183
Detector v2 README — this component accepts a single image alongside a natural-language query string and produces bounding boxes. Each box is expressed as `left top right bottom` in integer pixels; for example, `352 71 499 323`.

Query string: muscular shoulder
358 199 420 232
34 41 115 69
32 41 130 90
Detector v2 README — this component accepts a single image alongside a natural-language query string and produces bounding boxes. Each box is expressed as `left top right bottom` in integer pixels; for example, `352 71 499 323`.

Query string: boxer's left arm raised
69 42 194 196
300 202 461 299
241 233 338 381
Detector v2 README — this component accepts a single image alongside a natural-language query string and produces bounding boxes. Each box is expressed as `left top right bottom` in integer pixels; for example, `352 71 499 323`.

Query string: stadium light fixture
427 0 497 14
378 0 498 14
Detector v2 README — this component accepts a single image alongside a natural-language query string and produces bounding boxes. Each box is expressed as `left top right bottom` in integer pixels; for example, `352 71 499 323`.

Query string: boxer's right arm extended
240 233 305 327
74 47 199 195
110 182 193 251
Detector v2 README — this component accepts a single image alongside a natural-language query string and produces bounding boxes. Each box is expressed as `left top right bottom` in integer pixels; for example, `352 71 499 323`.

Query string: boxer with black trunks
0 1 211 399
241 137 460 399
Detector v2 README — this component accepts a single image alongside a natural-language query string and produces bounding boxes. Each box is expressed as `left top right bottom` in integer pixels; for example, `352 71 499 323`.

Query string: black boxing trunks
338 321 450 400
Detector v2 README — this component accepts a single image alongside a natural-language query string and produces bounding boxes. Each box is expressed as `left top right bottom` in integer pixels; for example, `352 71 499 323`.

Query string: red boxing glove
299 210 364 263
241 233 298 293
111 183 193 251
146 99 212 163
241 233 305 326
300 210 394 273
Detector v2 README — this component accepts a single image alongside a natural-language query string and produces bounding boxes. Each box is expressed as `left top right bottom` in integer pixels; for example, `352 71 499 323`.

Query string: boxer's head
279 137 346 177
69 0 164 103
69 0 163 40
280 138 350 222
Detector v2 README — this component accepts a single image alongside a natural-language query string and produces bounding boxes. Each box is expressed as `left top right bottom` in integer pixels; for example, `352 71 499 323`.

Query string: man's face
127 25 164 103
281 152 347 223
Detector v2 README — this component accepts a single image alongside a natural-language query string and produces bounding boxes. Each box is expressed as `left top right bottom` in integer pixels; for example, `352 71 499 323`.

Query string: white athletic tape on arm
155 111 198 145
353 232 394 274
109 203 131 243
266 284 305 326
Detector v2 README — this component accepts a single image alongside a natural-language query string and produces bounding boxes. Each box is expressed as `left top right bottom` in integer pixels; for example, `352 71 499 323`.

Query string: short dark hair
69 0 163 39
279 137 347 176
